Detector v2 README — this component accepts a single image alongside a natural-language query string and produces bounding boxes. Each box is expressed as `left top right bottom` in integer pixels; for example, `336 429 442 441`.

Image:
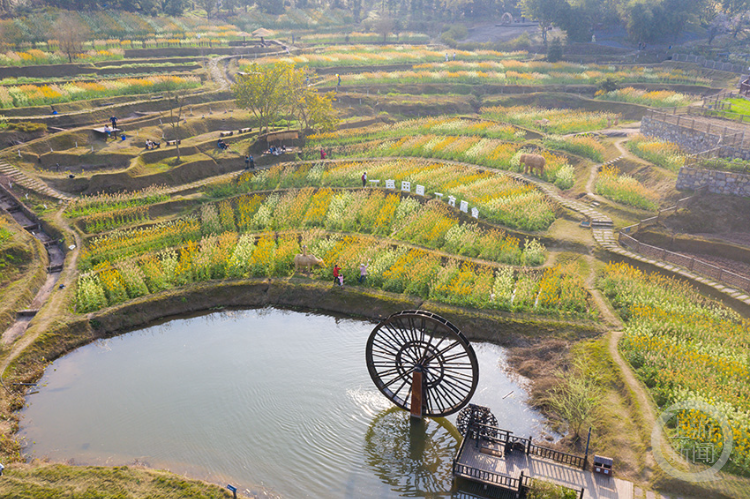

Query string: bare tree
53 13 89 64
373 17 395 43
166 92 186 162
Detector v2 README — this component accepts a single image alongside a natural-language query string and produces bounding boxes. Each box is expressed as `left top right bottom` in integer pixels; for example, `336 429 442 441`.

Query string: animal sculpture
294 245 324 272
520 153 546 177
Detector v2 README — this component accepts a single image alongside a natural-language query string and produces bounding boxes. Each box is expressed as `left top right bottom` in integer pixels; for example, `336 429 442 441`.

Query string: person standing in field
320 148 327 160
362 171 367 187
359 262 368 283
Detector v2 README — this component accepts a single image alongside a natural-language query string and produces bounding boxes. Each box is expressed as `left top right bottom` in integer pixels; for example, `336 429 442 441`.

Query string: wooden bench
219 131 234 137
238 127 252 134
166 139 181 146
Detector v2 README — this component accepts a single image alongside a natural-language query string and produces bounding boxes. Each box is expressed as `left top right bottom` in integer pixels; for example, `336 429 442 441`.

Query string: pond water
21 308 551 498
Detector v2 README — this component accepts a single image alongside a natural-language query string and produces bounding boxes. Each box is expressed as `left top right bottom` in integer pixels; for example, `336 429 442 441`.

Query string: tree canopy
233 63 338 135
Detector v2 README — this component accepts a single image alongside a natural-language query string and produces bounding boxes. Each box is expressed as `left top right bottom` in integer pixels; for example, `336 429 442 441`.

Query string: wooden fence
616 186 750 294
617 233 750 293
741 76 750 97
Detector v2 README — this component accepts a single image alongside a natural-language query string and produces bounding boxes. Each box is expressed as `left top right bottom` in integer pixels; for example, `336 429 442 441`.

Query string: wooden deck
456 436 633 499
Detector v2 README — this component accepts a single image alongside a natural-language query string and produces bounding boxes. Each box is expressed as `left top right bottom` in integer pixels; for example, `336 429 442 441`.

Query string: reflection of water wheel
456 404 499 436
364 407 459 496
365 310 479 418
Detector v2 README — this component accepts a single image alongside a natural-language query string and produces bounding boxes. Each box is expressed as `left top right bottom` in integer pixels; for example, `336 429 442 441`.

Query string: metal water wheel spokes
366 310 479 418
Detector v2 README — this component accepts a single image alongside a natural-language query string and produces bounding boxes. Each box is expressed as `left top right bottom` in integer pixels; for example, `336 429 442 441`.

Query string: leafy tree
196 0 219 18
521 0 567 43
547 37 563 61
54 12 89 63
163 0 189 16
234 62 294 134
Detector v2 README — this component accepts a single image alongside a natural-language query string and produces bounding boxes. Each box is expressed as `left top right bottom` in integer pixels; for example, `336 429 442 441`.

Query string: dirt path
0 206 80 373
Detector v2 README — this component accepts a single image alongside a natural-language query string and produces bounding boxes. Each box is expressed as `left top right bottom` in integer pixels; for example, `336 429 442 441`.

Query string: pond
21 308 552 498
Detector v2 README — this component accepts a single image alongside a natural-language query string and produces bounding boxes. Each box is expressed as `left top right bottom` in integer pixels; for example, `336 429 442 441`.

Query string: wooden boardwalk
456 436 633 499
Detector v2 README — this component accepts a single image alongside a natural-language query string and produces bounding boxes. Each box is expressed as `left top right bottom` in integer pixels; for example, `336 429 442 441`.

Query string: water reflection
21 308 551 499
365 407 459 497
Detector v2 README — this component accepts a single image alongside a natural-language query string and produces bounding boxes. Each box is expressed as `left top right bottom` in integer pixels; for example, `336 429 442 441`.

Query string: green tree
163 0 189 16
521 0 567 43
547 37 563 61
233 62 294 134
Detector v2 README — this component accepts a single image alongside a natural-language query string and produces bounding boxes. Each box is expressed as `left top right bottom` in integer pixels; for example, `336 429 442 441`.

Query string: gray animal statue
520 153 546 177
294 245 324 272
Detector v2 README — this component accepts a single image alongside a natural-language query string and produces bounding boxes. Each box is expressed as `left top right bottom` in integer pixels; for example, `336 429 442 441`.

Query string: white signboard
459 200 469 213
448 195 456 207
401 181 411 192
385 179 396 189
416 185 425 196
471 207 479 219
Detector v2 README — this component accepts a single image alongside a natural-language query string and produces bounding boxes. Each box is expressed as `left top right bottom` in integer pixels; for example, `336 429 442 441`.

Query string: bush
547 38 563 62
440 24 468 47
8 121 47 133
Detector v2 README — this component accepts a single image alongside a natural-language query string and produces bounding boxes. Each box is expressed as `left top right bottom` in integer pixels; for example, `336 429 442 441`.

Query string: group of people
217 139 229 151
332 262 369 287
145 139 160 150
103 116 119 139
267 145 287 156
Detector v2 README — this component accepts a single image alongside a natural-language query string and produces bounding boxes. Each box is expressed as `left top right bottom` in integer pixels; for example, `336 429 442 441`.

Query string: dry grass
0 463 232 499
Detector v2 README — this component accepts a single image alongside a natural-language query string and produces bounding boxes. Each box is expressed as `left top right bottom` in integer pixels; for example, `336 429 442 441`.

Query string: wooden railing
645 108 748 150
618 232 750 293
528 444 587 469
468 422 587 470
453 462 521 489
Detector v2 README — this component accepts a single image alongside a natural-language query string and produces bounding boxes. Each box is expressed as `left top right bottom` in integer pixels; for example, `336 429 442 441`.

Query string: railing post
519 471 524 493
527 436 532 454
718 268 724 282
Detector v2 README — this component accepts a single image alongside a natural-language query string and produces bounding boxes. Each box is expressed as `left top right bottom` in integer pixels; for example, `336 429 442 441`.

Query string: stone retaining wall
641 116 750 159
641 116 722 154
676 166 750 196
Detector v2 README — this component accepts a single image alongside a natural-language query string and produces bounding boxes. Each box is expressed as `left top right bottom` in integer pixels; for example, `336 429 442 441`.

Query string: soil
464 22 549 44
663 193 750 236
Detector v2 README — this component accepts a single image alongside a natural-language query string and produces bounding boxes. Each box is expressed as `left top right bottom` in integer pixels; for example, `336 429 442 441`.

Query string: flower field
305 138 572 208
323 61 709 87
75 228 589 317
626 134 686 171
599 263 750 471
595 165 658 210
0 48 123 66
288 32 431 44
249 46 526 68
66 186 170 218
543 135 605 162
0 75 201 109
0 10 242 45
80 187 546 269
481 105 616 134
307 117 526 146
596 87 694 107
231 159 556 231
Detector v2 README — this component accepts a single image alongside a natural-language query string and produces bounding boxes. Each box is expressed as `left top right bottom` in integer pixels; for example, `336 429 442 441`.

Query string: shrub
8 121 47 133
547 38 563 62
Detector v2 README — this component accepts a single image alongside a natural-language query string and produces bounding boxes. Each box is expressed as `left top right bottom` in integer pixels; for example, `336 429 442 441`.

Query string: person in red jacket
320 148 327 160
333 264 341 285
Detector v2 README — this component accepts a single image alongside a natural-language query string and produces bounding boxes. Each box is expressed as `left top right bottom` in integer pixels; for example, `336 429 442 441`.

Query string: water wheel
365 310 479 418
456 404 499 437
